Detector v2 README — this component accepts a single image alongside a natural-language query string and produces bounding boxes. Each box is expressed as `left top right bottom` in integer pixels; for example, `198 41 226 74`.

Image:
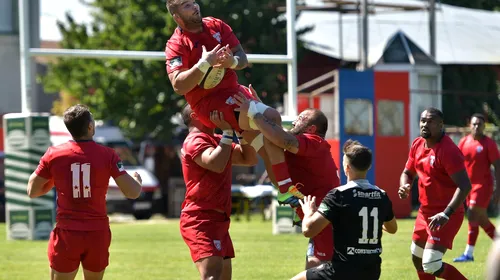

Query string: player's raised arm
167 44 221 95
193 111 234 173
114 172 142 199
27 173 51 198
233 91 299 154
27 149 53 198
299 195 331 238
231 133 258 166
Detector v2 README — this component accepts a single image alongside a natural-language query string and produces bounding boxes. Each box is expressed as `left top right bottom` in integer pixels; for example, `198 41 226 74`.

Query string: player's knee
421 249 444 275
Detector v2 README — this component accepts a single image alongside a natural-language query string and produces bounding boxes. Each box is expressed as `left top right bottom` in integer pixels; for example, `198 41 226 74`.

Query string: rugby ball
198 67 225 89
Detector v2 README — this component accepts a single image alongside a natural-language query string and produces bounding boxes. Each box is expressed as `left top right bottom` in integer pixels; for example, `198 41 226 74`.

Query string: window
0 0 18 34
377 100 404 136
344 99 373 136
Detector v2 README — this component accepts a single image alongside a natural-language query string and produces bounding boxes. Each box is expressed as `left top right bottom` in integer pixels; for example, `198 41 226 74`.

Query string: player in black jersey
291 139 398 280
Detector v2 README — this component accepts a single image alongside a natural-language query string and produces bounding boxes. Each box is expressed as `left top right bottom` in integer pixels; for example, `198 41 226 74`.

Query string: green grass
0 216 493 280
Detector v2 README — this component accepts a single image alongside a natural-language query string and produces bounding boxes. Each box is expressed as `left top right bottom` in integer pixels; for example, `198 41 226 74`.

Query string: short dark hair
343 139 372 172
471 113 485 122
423 107 444 120
166 0 181 14
305 109 328 138
181 103 193 126
63 104 93 139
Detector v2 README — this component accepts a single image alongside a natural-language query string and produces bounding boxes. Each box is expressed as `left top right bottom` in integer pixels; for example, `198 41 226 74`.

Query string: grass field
0 215 494 280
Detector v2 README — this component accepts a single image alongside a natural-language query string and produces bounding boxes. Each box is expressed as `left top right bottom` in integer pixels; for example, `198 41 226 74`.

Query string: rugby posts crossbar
19 0 299 117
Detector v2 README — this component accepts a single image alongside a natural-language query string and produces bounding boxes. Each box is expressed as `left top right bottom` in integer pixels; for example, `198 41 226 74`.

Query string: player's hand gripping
133 172 142 185
210 110 232 131
428 212 449 231
213 44 235 69
201 44 222 66
299 195 318 217
233 92 251 116
398 183 411 199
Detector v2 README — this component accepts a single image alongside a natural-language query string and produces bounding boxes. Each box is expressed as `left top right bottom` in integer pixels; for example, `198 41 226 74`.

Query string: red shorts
180 210 235 262
192 85 256 132
412 209 464 249
48 227 111 273
467 184 493 208
307 224 334 261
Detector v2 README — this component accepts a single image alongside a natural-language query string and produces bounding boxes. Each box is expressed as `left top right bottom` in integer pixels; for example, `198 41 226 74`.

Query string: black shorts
306 262 381 280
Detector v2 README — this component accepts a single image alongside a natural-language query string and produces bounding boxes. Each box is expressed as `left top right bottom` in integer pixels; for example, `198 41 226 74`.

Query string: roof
296 0 500 65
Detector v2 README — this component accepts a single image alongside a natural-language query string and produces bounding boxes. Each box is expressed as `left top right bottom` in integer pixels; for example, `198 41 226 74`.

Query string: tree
43 0 300 142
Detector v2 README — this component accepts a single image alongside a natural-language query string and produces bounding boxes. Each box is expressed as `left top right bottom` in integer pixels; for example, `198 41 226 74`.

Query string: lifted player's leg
240 131 278 187
238 106 303 204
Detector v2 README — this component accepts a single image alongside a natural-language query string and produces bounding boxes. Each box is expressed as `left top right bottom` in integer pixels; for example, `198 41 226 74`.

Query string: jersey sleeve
295 134 321 157
383 194 395 222
110 150 128 179
487 138 500 164
218 19 240 48
404 138 418 173
34 148 52 180
185 134 217 162
440 141 466 176
165 39 190 74
317 188 341 224
458 136 466 151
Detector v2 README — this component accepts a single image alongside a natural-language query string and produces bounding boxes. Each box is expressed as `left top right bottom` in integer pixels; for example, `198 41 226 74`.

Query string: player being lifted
454 113 500 262
233 90 340 268
164 0 304 207
27 105 143 280
290 140 397 280
179 105 258 280
399 108 472 280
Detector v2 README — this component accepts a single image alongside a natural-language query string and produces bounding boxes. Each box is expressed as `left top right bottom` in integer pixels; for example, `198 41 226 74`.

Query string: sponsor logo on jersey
429 155 435 166
477 145 483 153
117 161 125 172
169 56 182 68
352 190 381 199
318 202 330 213
347 247 382 255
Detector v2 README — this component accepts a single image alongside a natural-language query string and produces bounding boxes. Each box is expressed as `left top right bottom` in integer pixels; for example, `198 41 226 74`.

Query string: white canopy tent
297 0 500 65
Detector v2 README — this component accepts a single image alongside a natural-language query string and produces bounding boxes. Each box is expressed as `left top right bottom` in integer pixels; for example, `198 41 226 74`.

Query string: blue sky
40 0 92 41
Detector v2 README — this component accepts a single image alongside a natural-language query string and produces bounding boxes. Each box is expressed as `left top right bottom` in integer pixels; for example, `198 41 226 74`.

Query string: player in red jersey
399 108 472 280
179 104 258 280
233 90 340 269
164 0 304 208
453 113 500 262
26 105 142 280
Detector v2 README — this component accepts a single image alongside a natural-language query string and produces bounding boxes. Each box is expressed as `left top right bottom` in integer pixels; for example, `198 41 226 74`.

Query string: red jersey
405 135 466 213
35 141 127 231
285 133 340 203
181 131 235 216
165 17 240 107
458 134 500 188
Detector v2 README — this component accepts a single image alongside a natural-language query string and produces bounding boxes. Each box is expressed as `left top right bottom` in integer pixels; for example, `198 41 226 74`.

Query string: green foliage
43 0 297 141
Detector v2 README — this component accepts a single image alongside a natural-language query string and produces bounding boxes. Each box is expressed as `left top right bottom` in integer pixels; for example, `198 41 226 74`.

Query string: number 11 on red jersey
71 163 91 198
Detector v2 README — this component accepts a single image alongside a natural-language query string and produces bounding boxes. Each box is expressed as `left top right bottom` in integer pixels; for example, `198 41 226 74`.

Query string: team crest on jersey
213 240 222 251
213 32 221 43
476 145 483 153
429 155 435 166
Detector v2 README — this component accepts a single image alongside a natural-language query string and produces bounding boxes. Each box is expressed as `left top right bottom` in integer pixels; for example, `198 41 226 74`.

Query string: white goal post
18 0 298 117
